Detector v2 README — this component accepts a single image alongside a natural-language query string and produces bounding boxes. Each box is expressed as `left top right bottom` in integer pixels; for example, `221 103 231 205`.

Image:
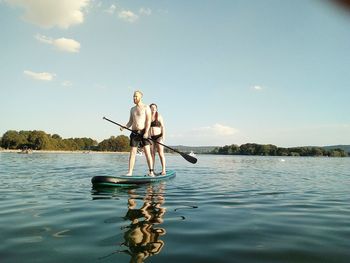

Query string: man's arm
121 108 133 131
125 108 133 128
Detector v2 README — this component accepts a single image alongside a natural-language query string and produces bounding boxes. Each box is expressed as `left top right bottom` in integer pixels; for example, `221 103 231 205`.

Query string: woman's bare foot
161 170 166 175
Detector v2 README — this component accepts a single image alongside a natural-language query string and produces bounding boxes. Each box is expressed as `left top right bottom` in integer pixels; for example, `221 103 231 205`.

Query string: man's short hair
134 90 143 97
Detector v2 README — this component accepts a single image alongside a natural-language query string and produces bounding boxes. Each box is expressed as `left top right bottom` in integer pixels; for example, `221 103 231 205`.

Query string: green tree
329 149 347 157
115 135 130 152
266 144 278 155
28 130 51 150
239 143 257 155
1 130 26 149
310 147 325 156
97 135 130 152
62 138 79 150
277 147 289 156
217 145 230 155
211 147 219 154
52 134 62 140
228 144 240 155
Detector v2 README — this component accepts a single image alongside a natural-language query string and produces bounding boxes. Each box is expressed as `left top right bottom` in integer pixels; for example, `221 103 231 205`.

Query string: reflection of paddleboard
91 170 176 187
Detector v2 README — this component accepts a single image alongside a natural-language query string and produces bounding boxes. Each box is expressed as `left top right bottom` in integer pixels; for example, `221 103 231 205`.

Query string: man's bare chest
133 106 145 117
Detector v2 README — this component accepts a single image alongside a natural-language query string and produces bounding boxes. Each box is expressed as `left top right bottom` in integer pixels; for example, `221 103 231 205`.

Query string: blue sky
1 0 349 147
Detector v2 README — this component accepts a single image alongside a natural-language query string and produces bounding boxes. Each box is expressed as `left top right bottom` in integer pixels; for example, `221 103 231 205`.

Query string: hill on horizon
171 144 350 154
322 145 350 153
170 145 218 153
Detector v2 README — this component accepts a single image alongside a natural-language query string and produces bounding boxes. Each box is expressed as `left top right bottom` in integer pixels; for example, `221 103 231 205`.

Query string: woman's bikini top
151 119 161 127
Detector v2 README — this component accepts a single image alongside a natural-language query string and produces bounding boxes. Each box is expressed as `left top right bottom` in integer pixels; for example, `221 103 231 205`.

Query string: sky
0 0 350 147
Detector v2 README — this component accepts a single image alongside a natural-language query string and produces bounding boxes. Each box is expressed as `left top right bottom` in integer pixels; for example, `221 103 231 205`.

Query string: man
121 91 154 176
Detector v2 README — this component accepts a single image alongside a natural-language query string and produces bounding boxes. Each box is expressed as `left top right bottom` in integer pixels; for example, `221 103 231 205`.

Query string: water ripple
1 153 350 262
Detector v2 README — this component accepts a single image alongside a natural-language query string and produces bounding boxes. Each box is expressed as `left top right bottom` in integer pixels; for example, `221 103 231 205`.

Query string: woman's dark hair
150 103 158 121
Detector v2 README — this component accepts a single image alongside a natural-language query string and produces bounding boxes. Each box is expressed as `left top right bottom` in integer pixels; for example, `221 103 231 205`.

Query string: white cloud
35 34 52 44
196 123 238 136
96 2 102 8
36 34 81 53
139 7 152 16
118 10 138 23
252 85 263 91
24 70 56 81
167 124 241 146
105 5 149 22
105 4 117 14
54 38 80 53
5 0 89 29
62 81 73 87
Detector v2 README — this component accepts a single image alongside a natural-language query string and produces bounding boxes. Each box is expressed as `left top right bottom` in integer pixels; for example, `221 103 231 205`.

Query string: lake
1 152 350 263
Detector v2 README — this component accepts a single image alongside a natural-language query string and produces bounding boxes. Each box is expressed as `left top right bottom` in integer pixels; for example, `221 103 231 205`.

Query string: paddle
103 116 197 164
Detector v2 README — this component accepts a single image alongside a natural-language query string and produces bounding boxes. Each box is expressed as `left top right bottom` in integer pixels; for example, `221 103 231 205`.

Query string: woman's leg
144 144 154 176
157 143 166 175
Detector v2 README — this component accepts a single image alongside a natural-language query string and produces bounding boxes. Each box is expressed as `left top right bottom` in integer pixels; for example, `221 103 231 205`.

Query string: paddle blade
180 152 197 164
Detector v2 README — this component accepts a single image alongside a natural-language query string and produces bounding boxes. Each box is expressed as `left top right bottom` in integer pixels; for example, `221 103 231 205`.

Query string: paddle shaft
103 116 197 164
103 116 184 154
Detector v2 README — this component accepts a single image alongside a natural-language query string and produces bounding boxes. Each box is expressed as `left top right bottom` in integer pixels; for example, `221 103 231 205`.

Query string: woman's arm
160 115 165 141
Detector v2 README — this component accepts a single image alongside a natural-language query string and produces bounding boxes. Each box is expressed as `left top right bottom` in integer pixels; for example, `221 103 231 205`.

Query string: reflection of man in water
122 184 166 263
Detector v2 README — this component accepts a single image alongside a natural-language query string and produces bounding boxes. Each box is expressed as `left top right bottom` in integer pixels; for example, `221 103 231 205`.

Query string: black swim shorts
130 130 151 148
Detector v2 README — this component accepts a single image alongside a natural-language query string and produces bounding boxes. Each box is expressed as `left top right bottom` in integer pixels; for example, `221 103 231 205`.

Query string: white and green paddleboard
91 170 176 187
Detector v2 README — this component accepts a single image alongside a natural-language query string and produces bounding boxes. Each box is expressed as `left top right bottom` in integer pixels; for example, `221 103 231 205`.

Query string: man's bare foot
148 169 155 177
126 172 132 176
161 171 166 175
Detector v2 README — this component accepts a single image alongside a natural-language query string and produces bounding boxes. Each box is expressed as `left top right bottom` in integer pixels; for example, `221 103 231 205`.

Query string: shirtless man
121 91 154 176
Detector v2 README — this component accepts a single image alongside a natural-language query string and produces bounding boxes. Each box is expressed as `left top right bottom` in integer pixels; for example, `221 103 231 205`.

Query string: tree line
0 130 130 152
211 143 348 157
1 130 347 157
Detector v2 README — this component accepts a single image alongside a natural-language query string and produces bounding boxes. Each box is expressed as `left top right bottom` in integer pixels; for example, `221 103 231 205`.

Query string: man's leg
151 142 156 171
143 144 154 176
127 147 138 175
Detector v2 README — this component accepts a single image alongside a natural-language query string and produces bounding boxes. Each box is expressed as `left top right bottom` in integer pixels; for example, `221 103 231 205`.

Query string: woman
149 103 166 175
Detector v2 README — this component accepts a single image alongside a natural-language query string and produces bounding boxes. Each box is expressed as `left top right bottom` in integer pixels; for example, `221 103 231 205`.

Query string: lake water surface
1 152 350 263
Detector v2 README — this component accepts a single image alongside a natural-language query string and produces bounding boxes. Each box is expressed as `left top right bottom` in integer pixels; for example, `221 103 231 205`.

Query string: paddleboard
91 170 176 187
